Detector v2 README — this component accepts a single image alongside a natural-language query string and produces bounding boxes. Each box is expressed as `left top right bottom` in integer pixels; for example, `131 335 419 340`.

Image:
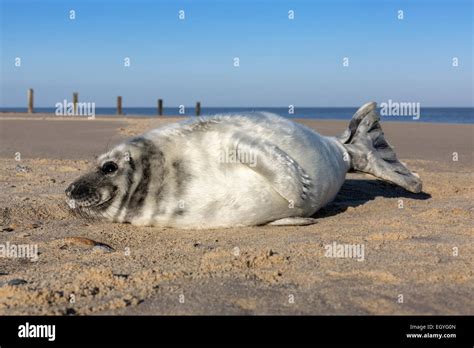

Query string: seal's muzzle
65 181 101 207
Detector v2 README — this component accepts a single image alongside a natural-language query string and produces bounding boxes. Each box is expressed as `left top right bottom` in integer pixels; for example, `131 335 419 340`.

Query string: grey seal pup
65 102 422 228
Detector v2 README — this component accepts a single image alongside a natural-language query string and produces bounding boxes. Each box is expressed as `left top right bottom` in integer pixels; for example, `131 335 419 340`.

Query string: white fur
109 112 351 228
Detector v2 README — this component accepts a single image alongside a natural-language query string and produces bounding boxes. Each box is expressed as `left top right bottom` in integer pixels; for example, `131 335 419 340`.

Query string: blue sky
1 0 472 107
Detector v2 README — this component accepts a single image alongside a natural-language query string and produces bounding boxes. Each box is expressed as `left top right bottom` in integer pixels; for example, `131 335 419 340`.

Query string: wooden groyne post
195 102 201 116
27 88 34 113
117 96 123 115
158 99 163 116
73 92 79 114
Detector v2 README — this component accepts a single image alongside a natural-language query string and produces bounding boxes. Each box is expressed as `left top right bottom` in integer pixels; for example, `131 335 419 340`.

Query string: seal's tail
338 102 422 193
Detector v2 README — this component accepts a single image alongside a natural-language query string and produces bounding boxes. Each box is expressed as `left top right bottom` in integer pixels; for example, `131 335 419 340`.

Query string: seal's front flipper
267 217 317 226
338 102 422 193
229 134 312 208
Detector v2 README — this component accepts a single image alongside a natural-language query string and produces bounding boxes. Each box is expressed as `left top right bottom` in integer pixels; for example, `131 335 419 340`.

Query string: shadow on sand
313 178 431 219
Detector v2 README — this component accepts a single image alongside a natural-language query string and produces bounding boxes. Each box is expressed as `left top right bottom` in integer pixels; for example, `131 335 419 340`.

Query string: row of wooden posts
26 88 201 116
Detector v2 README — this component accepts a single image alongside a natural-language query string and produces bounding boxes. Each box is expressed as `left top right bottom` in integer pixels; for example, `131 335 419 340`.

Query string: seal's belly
156 166 297 228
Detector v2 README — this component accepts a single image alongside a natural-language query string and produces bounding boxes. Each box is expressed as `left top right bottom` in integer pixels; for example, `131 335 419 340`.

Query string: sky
0 0 472 107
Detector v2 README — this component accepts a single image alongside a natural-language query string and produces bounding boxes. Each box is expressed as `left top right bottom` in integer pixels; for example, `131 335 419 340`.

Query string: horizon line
1 105 473 109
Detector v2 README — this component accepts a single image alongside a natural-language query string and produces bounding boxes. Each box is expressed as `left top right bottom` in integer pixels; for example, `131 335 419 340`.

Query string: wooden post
73 92 78 114
195 102 201 116
158 99 163 116
117 96 122 115
27 88 34 114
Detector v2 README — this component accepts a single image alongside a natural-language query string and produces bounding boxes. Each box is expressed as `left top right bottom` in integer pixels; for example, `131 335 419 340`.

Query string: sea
1 107 473 124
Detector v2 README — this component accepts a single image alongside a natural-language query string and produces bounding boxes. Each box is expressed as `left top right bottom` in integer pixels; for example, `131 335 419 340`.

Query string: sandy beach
0 113 472 315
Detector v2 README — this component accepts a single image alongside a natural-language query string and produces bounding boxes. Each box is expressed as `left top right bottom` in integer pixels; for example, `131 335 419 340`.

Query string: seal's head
65 137 162 220
65 148 128 217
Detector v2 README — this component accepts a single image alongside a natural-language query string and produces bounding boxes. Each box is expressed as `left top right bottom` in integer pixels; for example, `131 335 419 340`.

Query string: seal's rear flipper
338 102 422 193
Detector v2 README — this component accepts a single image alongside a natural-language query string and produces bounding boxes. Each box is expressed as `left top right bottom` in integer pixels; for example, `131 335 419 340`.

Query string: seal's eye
101 161 118 174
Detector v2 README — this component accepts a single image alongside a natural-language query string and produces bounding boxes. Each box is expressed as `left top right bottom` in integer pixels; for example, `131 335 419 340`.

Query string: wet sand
0 113 472 315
